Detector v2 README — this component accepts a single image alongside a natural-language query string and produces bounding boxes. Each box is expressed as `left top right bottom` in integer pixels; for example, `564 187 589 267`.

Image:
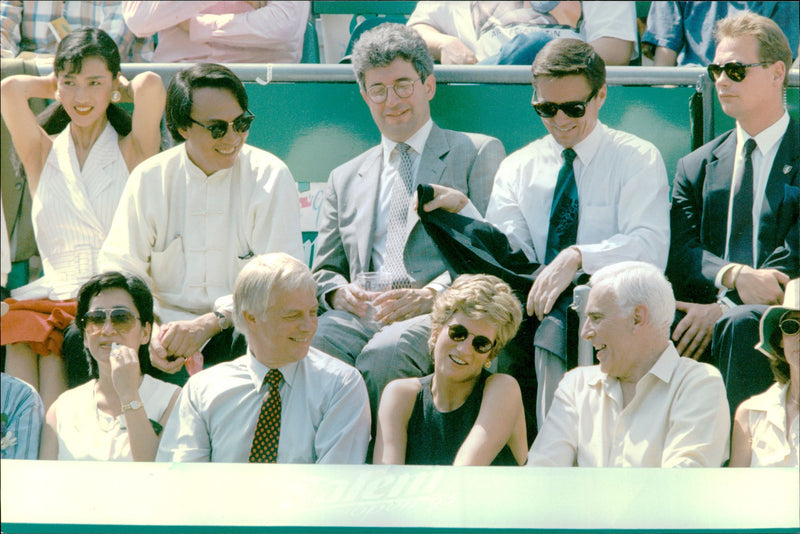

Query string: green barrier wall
244 82 698 185
243 78 799 186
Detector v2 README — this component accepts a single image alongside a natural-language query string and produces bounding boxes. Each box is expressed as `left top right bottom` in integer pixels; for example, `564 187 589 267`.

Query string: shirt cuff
458 201 483 221
424 283 446 295
715 264 737 292
213 294 234 315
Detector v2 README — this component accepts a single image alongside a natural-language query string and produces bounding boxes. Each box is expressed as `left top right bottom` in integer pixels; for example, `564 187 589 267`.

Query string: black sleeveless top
404 369 518 466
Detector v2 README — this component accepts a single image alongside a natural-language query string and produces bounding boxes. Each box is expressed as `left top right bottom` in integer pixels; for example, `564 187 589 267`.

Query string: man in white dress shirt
99 64 304 385
156 253 370 463
528 261 730 467
426 38 669 441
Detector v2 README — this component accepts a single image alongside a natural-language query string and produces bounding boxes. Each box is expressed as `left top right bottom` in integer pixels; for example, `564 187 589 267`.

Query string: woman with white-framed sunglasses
39 272 180 461
730 279 799 467
374 274 528 465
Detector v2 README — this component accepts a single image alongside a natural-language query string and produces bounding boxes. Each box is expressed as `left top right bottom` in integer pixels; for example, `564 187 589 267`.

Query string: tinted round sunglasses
779 318 800 336
83 308 140 335
707 61 771 83
448 324 496 354
532 88 598 119
190 110 255 139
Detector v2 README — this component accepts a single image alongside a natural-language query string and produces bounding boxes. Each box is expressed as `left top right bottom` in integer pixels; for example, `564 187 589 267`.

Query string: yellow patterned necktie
248 369 282 463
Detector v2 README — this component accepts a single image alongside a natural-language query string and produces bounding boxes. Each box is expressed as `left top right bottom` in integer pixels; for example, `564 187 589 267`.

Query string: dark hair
75 271 155 378
351 23 434 89
531 38 606 95
10 28 131 178
165 63 248 142
767 311 792 384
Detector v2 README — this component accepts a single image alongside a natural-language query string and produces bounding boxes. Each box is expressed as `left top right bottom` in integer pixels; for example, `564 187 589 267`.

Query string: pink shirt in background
122 1 309 63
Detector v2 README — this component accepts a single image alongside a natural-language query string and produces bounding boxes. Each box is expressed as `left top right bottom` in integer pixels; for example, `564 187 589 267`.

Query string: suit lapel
403 125 448 239
702 132 736 256
356 150 383 272
758 117 799 265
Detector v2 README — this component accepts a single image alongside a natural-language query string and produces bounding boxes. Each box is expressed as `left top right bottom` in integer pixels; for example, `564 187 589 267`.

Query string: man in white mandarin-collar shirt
99 64 303 385
528 262 730 467
157 253 370 463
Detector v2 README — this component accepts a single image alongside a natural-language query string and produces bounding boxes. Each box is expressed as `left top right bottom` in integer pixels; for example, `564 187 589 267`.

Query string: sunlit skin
712 34 785 136
432 312 498 387
533 74 606 149
243 285 319 368
178 87 249 175
580 283 662 387
782 311 800 375
361 57 436 143
56 57 118 131
83 289 151 365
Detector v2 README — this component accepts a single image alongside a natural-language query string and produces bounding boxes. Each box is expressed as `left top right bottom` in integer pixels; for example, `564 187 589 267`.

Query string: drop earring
111 90 121 103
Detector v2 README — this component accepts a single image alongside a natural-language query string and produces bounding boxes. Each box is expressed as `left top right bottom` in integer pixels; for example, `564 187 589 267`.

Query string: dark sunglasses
83 308 140 335
707 61 771 83
779 318 800 336
448 324 495 354
190 110 255 139
532 88 598 119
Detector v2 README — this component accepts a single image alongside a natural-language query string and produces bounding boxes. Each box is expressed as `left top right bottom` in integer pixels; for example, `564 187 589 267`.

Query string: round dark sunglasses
707 61 770 83
448 324 496 354
83 308 140 335
532 88 598 119
189 110 255 139
779 318 800 336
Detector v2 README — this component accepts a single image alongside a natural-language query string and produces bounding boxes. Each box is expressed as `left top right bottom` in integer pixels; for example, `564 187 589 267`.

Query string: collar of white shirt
590 342 680 391
547 120 605 170
735 110 790 156
744 381 790 430
245 349 301 392
181 143 238 181
380 118 434 165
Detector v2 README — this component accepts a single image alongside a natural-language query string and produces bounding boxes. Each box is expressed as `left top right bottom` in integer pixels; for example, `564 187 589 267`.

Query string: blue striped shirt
1 1 154 61
1 372 44 459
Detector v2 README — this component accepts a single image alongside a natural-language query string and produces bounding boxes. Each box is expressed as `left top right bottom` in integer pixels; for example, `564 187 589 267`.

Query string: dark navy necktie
728 138 758 266
545 148 578 264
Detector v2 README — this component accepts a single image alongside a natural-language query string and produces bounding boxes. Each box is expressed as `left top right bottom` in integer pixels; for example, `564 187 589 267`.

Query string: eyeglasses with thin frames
532 88 599 118
365 78 420 104
447 324 496 354
83 308 140 335
707 61 771 83
189 110 256 139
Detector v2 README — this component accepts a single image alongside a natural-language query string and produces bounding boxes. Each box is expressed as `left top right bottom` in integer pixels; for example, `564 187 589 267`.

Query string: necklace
93 381 121 433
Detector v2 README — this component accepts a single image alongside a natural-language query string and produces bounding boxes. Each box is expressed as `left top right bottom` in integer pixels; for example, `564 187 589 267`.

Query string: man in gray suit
310 23 505 432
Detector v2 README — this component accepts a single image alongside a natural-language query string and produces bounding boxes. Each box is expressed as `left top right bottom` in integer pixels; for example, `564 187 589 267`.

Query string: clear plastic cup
355 272 392 322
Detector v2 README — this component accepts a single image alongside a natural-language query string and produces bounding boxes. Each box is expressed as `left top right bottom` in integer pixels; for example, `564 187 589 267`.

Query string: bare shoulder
485 372 521 391
384 377 423 399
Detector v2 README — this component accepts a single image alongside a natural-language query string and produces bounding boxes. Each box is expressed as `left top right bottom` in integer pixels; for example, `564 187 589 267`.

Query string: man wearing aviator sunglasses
98 63 304 386
666 12 798 418
423 38 669 437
